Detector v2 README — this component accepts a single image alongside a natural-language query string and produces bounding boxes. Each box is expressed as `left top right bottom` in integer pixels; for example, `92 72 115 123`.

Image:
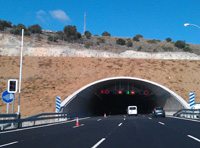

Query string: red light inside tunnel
100 90 104 94
144 90 149 95
130 90 135 95
118 90 123 95
105 90 110 94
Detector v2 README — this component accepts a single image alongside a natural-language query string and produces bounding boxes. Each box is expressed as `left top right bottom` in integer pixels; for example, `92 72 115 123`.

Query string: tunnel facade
61 77 189 115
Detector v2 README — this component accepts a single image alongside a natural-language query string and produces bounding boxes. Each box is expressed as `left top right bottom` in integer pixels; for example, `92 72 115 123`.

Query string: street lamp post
184 23 200 29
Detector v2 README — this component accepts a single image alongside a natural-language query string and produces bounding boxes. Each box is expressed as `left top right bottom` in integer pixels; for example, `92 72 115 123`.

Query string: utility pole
18 29 24 113
83 12 86 35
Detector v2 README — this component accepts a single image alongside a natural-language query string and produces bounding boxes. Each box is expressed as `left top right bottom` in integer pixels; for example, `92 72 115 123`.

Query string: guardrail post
17 113 21 129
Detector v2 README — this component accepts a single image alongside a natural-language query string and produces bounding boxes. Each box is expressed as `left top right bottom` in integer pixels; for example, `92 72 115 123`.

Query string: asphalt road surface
0 115 200 148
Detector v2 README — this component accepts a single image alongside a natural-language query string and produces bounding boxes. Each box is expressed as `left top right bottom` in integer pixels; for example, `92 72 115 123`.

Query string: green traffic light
127 91 130 94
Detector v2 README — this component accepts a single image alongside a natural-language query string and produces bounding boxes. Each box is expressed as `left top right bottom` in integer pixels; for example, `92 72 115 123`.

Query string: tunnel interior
62 78 187 116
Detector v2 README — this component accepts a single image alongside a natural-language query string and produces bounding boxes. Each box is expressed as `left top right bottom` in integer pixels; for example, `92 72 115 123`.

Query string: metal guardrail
0 113 68 131
173 109 200 119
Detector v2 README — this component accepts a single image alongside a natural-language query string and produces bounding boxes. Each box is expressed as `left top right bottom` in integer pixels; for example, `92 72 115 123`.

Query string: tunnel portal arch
61 77 189 115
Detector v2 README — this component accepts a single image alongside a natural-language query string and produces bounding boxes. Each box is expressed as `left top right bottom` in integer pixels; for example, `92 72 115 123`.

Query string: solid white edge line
92 138 106 148
158 122 165 125
168 116 200 123
0 141 18 148
188 135 200 142
0 117 90 134
118 123 122 126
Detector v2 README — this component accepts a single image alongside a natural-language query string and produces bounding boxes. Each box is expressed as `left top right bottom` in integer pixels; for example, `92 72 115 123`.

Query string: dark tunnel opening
62 78 188 116
93 92 161 115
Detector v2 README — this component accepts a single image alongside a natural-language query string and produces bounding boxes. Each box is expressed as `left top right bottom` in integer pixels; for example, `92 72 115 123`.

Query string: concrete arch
61 77 189 115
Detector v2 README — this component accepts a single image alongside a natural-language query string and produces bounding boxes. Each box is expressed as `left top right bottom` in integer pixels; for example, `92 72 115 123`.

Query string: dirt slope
0 56 200 117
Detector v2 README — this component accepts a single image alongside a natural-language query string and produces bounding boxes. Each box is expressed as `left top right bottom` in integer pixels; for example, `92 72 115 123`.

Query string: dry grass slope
0 56 200 117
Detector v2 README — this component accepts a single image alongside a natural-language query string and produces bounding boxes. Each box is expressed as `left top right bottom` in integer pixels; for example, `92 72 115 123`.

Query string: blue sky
1 0 200 44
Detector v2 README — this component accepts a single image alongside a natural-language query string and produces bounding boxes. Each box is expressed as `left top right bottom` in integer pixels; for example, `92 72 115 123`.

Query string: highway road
0 115 200 148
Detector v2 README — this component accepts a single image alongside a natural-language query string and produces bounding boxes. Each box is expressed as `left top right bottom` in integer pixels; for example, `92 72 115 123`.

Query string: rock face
0 33 200 60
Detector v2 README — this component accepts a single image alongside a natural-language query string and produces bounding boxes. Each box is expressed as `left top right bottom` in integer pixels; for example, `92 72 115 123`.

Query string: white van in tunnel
127 106 137 115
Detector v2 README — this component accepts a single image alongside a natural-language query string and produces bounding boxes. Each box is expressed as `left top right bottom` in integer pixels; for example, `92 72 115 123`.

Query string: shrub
0 20 12 31
147 39 157 44
166 37 172 42
116 38 126 45
84 31 92 39
48 35 57 42
127 40 133 47
133 36 140 42
10 23 30 36
138 46 142 51
162 46 173 52
135 34 143 39
63 25 81 41
175 40 186 49
102 31 111 36
28 24 42 33
97 38 105 43
183 47 193 53
84 42 92 48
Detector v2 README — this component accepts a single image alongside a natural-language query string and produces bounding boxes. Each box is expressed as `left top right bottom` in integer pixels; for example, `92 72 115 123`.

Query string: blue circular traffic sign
1 90 15 103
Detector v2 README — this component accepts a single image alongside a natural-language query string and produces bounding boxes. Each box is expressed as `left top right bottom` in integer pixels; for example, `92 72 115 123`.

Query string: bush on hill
28 24 42 34
116 38 126 45
84 31 92 39
166 37 172 42
175 40 186 49
102 31 111 37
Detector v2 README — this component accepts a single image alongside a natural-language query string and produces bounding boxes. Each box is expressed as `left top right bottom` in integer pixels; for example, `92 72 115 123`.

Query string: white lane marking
188 135 200 142
118 123 122 126
92 138 106 148
0 117 90 134
81 124 84 126
158 122 165 125
148 117 152 120
124 118 126 120
97 119 101 121
168 116 200 123
0 141 18 148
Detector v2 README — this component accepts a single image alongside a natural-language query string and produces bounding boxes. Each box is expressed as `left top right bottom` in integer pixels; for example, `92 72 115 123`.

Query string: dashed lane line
97 119 101 121
118 123 122 127
158 122 165 125
0 141 18 148
91 138 106 148
187 135 200 143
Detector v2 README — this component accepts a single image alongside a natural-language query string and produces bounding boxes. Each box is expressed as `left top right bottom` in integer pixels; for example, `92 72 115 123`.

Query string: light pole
184 23 200 29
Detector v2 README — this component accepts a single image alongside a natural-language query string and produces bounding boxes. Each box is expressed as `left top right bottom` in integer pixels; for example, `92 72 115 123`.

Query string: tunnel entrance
61 77 189 116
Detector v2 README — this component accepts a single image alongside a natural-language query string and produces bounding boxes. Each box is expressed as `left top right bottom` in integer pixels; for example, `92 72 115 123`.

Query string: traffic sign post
2 90 15 114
